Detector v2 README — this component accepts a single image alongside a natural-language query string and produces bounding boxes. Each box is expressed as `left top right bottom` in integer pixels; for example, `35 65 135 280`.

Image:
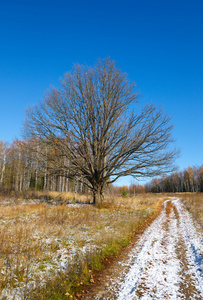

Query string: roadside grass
177 192 203 228
0 192 165 299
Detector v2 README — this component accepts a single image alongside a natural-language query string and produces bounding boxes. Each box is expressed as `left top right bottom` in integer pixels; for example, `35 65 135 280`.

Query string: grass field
0 192 165 299
178 192 203 228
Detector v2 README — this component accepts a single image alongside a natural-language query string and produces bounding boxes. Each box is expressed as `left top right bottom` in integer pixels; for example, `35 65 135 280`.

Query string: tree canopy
24 58 179 204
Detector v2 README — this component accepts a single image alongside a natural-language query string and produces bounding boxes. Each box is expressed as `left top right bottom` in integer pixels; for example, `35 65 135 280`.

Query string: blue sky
0 0 202 185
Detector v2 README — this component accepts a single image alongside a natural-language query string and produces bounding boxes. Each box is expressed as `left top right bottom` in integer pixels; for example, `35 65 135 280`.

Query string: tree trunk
93 186 103 206
0 150 6 186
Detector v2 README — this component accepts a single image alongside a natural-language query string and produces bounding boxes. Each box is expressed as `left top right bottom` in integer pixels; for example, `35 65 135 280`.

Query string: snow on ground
1 198 202 299
116 198 203 300
0 200 143 299
0 203 98 299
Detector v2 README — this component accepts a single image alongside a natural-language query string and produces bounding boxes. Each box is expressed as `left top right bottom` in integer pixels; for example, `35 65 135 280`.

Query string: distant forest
147 165 203 193
0 139 202 194
0 139 84 193
121 166 203 195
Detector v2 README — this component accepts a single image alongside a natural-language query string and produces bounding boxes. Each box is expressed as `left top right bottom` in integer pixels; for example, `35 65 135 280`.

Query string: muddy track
78 198 203 299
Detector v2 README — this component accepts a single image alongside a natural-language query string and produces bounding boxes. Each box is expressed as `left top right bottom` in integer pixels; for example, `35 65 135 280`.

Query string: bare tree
24 58 179 204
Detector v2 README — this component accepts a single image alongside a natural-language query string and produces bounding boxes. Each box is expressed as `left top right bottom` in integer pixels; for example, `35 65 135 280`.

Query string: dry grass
0 192 165 299
177 193 203 228
108 192 165 209
0 190 92 205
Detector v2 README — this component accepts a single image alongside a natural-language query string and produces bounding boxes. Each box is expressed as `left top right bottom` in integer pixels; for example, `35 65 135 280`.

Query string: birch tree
0 141 7 188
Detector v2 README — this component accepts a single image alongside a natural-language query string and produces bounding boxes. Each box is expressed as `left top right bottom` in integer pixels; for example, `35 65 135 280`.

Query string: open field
0 192 165 299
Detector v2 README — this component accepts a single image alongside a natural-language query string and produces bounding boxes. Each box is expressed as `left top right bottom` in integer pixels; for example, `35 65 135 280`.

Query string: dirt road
80 198 203 299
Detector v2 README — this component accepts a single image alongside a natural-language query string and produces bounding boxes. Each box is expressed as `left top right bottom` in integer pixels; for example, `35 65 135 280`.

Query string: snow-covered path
82 198 203 299
117 199 203 299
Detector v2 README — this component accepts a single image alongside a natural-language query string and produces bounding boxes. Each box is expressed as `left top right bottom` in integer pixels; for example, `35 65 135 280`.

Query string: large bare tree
24 58 179 204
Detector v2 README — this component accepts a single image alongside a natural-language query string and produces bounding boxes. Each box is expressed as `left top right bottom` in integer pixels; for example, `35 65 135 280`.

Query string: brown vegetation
0 192 164 299
178 193 203 228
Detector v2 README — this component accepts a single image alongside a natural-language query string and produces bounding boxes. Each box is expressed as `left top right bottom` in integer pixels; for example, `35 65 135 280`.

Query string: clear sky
0 0 202 185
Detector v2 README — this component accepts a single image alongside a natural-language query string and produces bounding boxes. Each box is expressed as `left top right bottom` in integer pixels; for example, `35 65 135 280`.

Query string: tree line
110 166 203 196
0 139 85 193
147 166 203 193
1 138 201 195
